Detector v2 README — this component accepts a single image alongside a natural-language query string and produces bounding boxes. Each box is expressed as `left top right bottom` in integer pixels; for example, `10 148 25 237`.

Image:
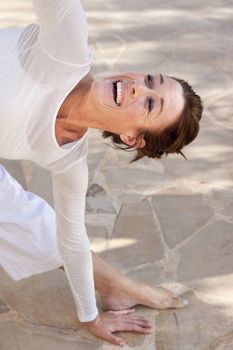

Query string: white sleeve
32 0 90 64
51 157 98 322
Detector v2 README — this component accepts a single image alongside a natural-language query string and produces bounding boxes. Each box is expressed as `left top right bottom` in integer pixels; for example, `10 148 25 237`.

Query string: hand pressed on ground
83 309 152 346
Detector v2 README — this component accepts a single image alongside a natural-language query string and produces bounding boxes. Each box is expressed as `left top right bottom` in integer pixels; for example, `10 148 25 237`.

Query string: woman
0 0 203 346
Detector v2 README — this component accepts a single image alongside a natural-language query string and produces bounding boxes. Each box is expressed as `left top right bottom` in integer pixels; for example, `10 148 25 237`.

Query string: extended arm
51 157 98 322
32 0 91 64
51 157 152 345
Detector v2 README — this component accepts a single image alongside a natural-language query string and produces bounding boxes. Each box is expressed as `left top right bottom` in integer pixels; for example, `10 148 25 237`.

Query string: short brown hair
102 77 203 162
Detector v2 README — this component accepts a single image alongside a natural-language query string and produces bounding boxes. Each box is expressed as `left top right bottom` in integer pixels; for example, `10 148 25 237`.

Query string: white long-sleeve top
0 0 98 322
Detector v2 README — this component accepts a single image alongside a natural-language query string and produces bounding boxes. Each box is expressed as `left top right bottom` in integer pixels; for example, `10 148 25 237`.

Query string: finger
109 308 136 316
118 322 152 334
121 317 152 328
126 315 152 324
131 319 152 329
100 329 126 347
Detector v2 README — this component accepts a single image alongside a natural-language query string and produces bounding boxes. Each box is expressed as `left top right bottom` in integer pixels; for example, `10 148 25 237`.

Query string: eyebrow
160 73 164 84
159 97 164 115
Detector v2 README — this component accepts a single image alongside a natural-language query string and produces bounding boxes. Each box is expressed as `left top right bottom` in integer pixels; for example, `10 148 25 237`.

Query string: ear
120 135 146 149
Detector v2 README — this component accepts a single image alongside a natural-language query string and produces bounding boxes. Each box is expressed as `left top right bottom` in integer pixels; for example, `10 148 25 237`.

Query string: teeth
116 81 122 105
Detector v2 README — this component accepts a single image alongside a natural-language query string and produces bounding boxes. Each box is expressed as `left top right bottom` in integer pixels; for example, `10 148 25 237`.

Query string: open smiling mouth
113 80 123 106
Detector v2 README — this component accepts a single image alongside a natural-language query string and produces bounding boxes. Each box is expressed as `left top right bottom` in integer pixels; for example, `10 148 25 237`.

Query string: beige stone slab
178 220 233 285
152 187 213 248
103 167 171 190
0 320 101 350
105 201 164 270
0 268 82 329
87 225 109 256
86 184 116 214
161 124 233 188
214 338 233 350
0 297 10 315
26 164 54 208
0 160 26 189
0 320 20 350
208 92 233 129
156 291 233 350
225 203 233 219
126 265 169 289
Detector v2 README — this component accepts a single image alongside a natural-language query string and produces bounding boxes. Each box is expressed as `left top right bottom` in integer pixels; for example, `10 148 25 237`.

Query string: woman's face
88 72 185 144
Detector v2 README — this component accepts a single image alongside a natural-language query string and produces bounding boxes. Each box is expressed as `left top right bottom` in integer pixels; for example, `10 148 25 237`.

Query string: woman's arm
51 158 98 322
32 0 91 64
51 157 152 344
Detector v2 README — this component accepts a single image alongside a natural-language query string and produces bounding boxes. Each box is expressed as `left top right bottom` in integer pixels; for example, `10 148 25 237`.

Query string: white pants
0 164 63 281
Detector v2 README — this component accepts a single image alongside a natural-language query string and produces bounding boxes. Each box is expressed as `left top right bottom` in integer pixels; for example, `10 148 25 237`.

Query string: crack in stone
147 197 170 258
202 329 233 350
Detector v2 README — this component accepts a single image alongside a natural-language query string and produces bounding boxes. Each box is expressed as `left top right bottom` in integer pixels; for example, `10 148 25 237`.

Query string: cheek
126 102 145 122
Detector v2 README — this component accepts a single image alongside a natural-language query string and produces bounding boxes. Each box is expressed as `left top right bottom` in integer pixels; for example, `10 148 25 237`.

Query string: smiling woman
102 75 203 161
59 71 202 161
0 0 202 347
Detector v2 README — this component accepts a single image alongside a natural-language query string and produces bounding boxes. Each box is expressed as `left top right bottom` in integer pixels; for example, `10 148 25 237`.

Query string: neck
56 73 128 144
56 74 95 145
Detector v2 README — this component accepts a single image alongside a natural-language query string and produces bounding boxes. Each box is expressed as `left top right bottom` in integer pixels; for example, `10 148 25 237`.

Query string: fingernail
182 298 189 306
120 341 126 346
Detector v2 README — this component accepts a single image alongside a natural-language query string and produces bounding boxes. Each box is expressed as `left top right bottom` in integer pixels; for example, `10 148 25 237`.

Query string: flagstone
0 320 101 350
0 268 81 329
151 187 213 248
156 291 233 350
105 201 164 270
177 220 233 285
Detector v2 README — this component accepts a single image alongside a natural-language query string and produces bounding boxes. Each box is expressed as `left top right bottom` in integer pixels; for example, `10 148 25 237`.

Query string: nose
130 80 153 99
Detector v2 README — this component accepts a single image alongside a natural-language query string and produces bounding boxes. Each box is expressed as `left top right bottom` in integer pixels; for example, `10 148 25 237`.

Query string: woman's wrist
82 314 99 328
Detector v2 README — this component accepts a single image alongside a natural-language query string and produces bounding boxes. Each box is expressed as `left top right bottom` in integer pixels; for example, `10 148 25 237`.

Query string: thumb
100 329 126 346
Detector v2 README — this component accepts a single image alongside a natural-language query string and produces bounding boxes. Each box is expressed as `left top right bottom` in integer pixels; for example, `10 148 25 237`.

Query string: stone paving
0 0 233 349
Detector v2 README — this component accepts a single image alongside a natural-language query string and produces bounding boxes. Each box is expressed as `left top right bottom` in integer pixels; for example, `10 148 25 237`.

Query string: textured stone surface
152 187 213 248
126 265 168 289
178 220 233 283
214 338 233 350
156 291 233 350
208 92 233 129
26 165 54 208
104 167 171 189
225 203 233 219
0 268 81 329
0 298 10 315
87 225 109 256
105 201 164 270
0 320 101 350
161 126 233 187
86 184 115 214
0 160 26 189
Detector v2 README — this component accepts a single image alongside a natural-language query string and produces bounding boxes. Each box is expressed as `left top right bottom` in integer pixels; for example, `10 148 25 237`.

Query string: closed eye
145 74 155 89
148 97 154 113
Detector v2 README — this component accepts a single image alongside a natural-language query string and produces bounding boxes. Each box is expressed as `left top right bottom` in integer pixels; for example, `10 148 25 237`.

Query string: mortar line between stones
123 260 164 274
1 311 98 341
147 197 170 258
108 203 124 240
202 328 233 350
10 320 22 350
171 215 216 256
